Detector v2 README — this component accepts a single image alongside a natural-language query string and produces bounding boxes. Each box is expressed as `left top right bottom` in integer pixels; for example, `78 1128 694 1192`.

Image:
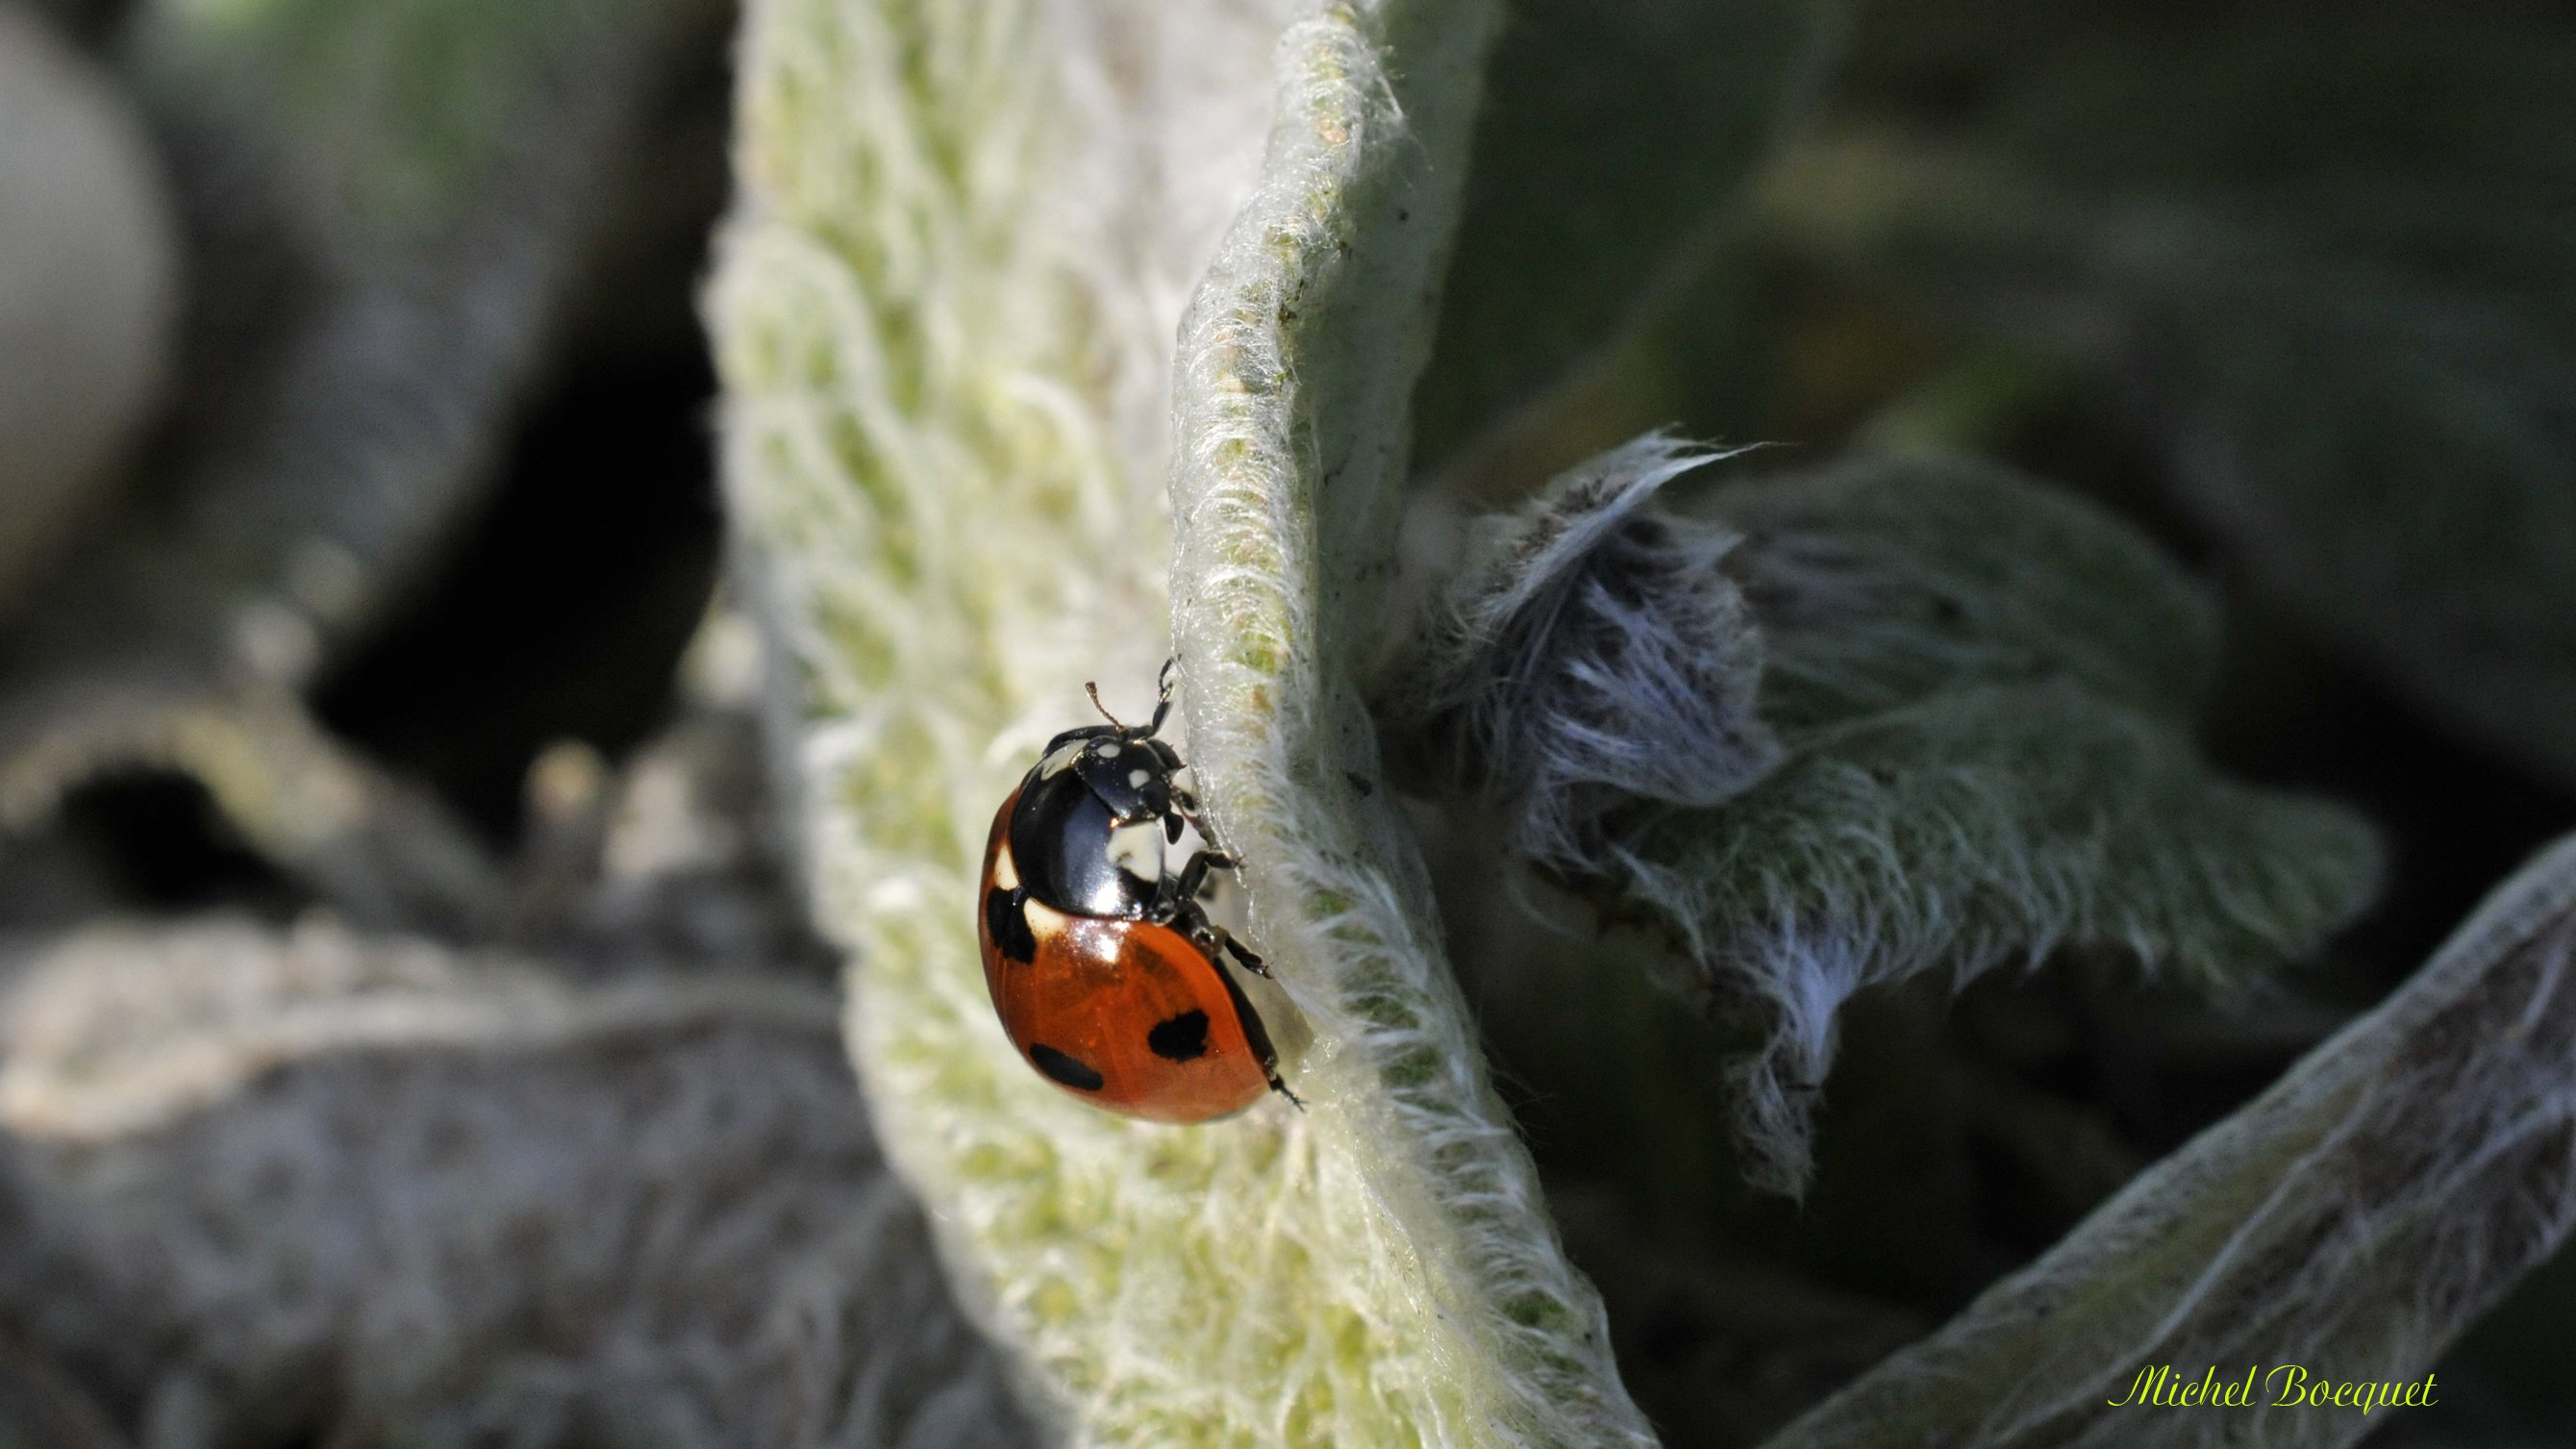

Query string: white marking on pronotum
1022 894 1072 942
1108 821 1163 885
1128 769 1151 788
1095 741 1122 757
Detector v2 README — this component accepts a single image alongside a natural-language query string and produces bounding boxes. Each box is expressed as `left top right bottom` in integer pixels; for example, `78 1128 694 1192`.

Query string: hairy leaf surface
1763 831 2576 1449
1404 447 2378 1195
716 0 1655 1440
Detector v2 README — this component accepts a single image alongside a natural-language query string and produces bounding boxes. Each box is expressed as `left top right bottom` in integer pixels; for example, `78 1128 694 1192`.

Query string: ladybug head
1039 661 1189 825
1038 723 1187 826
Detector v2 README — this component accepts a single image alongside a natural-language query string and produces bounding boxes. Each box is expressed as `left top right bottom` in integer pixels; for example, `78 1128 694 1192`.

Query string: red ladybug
976 662 1296 1121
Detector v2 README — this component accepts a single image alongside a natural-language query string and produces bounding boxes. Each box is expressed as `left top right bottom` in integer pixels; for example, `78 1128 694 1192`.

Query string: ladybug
976 662 1297 1121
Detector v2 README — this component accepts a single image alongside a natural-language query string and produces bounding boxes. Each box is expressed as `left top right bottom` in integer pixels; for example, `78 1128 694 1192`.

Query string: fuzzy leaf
0 918 1028 1447
1385 433 1781 872
1616 679 2379 1195
1411 0 1840 471
1704 453 2218 734
1170 0 1661 1437
715 0 1653 1441
1761 831 2576 1449
1444 452 2379 1195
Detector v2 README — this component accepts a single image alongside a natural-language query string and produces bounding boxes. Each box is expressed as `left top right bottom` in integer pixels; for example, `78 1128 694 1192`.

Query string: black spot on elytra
1028 1043 1104 1090
985 886 1036 963
1146 1009 1211 1062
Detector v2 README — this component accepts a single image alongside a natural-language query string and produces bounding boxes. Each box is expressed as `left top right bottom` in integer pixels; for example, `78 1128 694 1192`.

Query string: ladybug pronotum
976 662 1296 1121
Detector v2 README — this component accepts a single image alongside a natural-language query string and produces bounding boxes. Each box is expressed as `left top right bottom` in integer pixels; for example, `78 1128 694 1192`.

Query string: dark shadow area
310 354 724 843
55 770 302 916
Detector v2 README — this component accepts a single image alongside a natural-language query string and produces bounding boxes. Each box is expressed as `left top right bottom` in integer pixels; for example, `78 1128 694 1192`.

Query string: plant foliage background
0 0 2571 1444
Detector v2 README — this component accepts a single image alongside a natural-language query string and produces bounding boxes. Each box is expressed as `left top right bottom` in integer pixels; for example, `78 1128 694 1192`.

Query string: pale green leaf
716 0 1655 1440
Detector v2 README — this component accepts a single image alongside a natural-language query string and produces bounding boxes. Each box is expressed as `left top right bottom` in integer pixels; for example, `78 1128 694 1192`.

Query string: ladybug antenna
1084 681 1127 729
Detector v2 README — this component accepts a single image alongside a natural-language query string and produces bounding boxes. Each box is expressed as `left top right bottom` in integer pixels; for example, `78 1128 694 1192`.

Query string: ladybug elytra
976 662 1297 1121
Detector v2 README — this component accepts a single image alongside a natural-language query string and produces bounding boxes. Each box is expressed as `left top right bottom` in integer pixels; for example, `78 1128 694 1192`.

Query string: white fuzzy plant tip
1384 433 1782 875
1766 830 2576 1449
714 0 1652 1443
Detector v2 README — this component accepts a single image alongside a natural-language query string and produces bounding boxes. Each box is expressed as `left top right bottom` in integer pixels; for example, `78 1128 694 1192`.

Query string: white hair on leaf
1391 450 2379 1199
1767 833 2576 1449
1388 432 1781 875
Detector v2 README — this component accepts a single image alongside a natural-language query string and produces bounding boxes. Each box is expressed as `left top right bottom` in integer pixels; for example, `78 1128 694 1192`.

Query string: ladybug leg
1176 849 1213 898
1188 913 1272 981
1270 1069 1306 1111
1132 657 1176 738
1168 890 1273 981
1146 851 1218 926
1167 847 1240 908
1165 782 1233 855
1218 930 1271 980
1205 934 1302 1111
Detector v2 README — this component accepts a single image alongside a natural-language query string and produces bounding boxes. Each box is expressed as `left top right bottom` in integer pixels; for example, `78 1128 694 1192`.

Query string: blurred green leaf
1769 25 2576 790
1412 0 1840 475
1987 30 2576 234
157 0 638 231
